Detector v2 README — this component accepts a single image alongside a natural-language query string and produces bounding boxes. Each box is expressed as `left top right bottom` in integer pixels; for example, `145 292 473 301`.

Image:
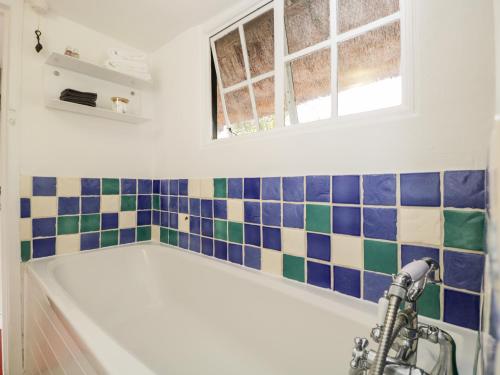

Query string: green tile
306 204 331 234
80 214 100 233
153 195 160 210
168 229 178 246
21 241 31 262
228 222 243 244
137 226 152 242
101 230 118 247
283 255 305 282
160 227 169 244
102 178 120 195
214 178 227 198
417 283 440 320
364 240 398 275
57 216 79 235
444 210 485 251
121 195 137 211
214 220 228 240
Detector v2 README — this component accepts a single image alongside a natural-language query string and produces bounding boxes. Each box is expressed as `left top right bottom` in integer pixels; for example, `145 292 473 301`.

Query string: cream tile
119 211 136 228
188 179 201 197
152 225 160 242
227 199 244 222
57 177 81 197
400 208 441 246
31 197 58 218
331 235 363 269
178 214 190 232
101 195 120 213
56 234 80 255
200 178 214 198
282 228 306 257
20 176 32 197
20 219 32 241
261 249 282 276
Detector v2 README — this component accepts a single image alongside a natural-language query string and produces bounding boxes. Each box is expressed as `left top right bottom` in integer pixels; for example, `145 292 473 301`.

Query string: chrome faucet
349 258 459 375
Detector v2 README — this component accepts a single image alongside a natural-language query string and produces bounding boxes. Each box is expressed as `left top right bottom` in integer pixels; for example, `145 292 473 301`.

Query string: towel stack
104 48 151 81
60 89 97 107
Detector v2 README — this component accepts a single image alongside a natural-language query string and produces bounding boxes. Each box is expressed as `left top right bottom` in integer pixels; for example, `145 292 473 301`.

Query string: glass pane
214 29 247 88
337 0 399 34
284 0 330 55
253 77 275 131
285 48 331 125
216 86 230 139
244 10 275 77
338 21 401 116
225 87 257 135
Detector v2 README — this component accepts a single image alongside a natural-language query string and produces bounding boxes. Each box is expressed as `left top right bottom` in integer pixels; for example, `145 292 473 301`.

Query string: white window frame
205 0 414 143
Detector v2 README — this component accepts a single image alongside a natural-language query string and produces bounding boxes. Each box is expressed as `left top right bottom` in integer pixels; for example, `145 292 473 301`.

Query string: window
210 0 408 139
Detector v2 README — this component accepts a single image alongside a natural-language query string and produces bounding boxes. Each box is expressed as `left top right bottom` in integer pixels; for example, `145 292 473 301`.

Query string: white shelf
45 52 152 89
45 99 151 124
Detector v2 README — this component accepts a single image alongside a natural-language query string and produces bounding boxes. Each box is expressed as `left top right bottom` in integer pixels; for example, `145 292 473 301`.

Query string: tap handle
354 337 369 351
351 337 369 369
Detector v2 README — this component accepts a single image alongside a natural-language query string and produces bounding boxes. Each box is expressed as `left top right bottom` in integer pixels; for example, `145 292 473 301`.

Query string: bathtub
24 243 477 374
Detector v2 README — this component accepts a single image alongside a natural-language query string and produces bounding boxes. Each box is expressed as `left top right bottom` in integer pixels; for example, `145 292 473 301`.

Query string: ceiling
46 0 248 52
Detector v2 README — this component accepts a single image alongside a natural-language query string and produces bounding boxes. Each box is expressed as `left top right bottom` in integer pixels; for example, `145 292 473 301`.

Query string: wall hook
35 29 43 53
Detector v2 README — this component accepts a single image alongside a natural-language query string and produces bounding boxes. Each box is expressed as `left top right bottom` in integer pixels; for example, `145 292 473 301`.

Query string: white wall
151 0 495 178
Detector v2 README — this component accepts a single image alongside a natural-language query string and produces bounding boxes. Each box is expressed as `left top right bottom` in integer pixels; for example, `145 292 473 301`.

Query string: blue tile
33 177 56 196
190 216 201 234
283 177 304 202
307 261 331 289
179 232 189 249
201 218 214 237
244 201 261 224
334 266 361 298
178 197 189 214
363 272 392 303
168 196 178 212
214 240 228 260
179 179 189 196
363 208 397 241
283 204 304 229
228 243 243 265
138 179 153 194
169 213 178 229
189 198 201 216
201 200 213 218
169 179 179 195
160 196 169 211
444 250 484 292
21 198 31 218
58 197 80 215
307 232 331 261
120 228 136 244
81 178 101 196
138 195 152 210
101 213 119 230
306 176 331 203
160 180 169 195
152 210 160 225
401 245 439 267
401 173 441 207
262 202 281 226
244 224 261 247
444 170 485 209
121 179 137 195
363 174 396 206
444 289 480 330
228 178 243 199
263 226 281 251
332 175 360 204
244 178 261 200
189 234 201 252
153 180 160 194
81 232 100 250
244 246 261 270
137 210 152 226
214 200 227 219
160 212 169 227
33 237 56 258
202 237 214 256
32 218 56 238
332 206 361 236
262 177 281 201
81 197 100 214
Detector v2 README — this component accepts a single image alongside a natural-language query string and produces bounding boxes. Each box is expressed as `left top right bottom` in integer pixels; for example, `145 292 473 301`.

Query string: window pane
225 87 257 135
337 0 399 34
253 77 275 131
338 21 401 116
285 48 331 125
216 86 229 138
284 0 330 55
244 10 275 77
214 29 247 88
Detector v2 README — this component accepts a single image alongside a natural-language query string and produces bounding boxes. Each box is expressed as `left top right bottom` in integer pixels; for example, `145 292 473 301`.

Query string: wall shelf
45 99 151 124
45 52 152 89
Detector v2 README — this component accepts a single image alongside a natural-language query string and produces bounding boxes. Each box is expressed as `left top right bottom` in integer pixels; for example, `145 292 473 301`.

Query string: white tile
57 177 81 197
152 225 160 242
31 197 58 218
227 199 244 222
56 234 80 255
119 211 136 228
331 235 363 269
188 179 201 197
20 219 32 241
282 228 306 257
261 249 282 276
200 179 214 198
20 176 32 197
400 208 442 246
101 195 120 213
178 214 190 232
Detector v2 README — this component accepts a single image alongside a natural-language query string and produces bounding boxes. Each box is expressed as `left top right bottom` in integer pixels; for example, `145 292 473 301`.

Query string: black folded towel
60 96 97 107
61 89 97 101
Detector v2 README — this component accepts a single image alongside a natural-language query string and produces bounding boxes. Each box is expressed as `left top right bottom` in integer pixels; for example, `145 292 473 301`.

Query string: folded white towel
108 47 147 62
104 61 152 81
105 59 150 73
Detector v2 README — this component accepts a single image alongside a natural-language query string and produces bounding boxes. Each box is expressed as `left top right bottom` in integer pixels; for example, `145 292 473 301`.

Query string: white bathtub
24 243 478 374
